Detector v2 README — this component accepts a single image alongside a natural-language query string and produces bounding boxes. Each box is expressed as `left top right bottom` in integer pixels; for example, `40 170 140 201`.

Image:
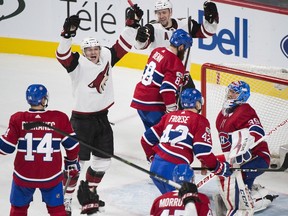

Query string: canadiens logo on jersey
219 131 232 151
88 62 110 94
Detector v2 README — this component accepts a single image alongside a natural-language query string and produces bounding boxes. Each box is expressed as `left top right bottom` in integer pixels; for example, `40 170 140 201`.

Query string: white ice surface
0 54 287 215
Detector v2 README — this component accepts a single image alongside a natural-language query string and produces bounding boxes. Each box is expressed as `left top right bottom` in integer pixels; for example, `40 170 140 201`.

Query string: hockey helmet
170 29 193 50
223 81 250 109
173 164 194 184
26 84 49 106
80 37 101 53
154 0 173 11
180 88 203 109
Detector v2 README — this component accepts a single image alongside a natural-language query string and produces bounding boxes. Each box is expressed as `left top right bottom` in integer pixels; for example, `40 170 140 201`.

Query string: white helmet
154 0 173 11
80 37 101 53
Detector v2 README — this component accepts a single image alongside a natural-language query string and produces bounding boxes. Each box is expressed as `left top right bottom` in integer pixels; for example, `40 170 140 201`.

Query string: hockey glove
203 1 219 24
183 71 190 87
77 180 99 214
126 4 143 28
213 161 232 177
136 26 150 43
147 155 154 163
61 15 81 38
64 157 80 178
235 150 252 164
178 182 200 205
166 103 177 113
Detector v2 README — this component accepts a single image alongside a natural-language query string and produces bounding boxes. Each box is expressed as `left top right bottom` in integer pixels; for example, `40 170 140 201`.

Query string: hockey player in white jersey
56 5 143 216
135 0 219 100
135 0 218 50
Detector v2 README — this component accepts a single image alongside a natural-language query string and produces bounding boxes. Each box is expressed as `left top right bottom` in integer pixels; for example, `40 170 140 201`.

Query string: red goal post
201 63 288 160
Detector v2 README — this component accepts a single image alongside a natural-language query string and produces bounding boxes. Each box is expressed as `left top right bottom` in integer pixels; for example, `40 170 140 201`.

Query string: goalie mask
180 88 204 112
26 84 49 107
172 164 194 184
223 81 250 109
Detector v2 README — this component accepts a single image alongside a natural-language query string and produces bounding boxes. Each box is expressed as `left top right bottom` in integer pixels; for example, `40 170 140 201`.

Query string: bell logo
198 11 248 58
280 35 288 59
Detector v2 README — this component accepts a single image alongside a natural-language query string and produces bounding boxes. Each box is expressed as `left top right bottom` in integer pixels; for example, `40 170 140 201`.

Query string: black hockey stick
23 121 182 189
192 153 288 172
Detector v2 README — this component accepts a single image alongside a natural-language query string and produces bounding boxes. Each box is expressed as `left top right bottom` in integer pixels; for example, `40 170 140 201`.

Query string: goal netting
201 63 288 165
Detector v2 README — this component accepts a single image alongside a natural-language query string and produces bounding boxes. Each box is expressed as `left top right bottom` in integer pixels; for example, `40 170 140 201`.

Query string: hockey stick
63 173 72 195
23 121 182 190
196 172 215 189
127 0 134 7
191 153 288 172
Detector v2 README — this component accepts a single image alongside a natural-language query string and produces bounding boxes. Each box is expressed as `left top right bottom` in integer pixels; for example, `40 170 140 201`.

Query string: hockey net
201 63 288 165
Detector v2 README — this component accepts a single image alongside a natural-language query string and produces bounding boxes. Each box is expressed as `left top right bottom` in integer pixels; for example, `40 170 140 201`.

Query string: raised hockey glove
61 15 81 38
203 1 219 24
64 157 80 178
183 71 190 87
126 4 143 28
136 26 150 43
213 161 232 177
77 180 99 214
235 150 252 164
178 182 200 205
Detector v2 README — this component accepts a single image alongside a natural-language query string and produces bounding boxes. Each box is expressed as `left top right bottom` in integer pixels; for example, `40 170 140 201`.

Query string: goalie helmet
223 81 250 109
80 37 101 53
172 164 194 184
155 0 173 11
170 29 193 50
180 88 203 109
26 84 49 106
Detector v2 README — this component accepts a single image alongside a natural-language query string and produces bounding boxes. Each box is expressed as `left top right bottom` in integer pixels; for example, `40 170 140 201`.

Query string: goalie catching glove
126 4 143 28
61 15 81 38
77 180 100 214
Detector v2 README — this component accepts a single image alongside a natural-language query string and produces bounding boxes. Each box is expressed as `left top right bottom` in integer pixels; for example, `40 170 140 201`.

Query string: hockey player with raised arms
135 0 219 90
215 81 278 215
141 88 232 194
55 5 143 215
135 0 218 51
0 84 80 216
150 164 213 216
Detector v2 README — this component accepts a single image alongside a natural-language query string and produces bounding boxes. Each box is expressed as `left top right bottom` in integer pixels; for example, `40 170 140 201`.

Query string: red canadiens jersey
141 110 218 168
131 47 185 112
0 110 79 188
216 104 270 163
150 190 212 216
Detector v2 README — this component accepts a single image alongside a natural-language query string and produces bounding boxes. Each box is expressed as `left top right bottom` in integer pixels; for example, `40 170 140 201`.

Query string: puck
270 164 278 168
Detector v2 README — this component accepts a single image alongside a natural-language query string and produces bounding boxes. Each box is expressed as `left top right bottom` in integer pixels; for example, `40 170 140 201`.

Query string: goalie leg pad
217 171 254 216
251 184 278 212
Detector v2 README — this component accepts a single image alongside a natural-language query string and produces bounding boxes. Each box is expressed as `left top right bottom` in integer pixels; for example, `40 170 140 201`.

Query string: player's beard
177 49 185 61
